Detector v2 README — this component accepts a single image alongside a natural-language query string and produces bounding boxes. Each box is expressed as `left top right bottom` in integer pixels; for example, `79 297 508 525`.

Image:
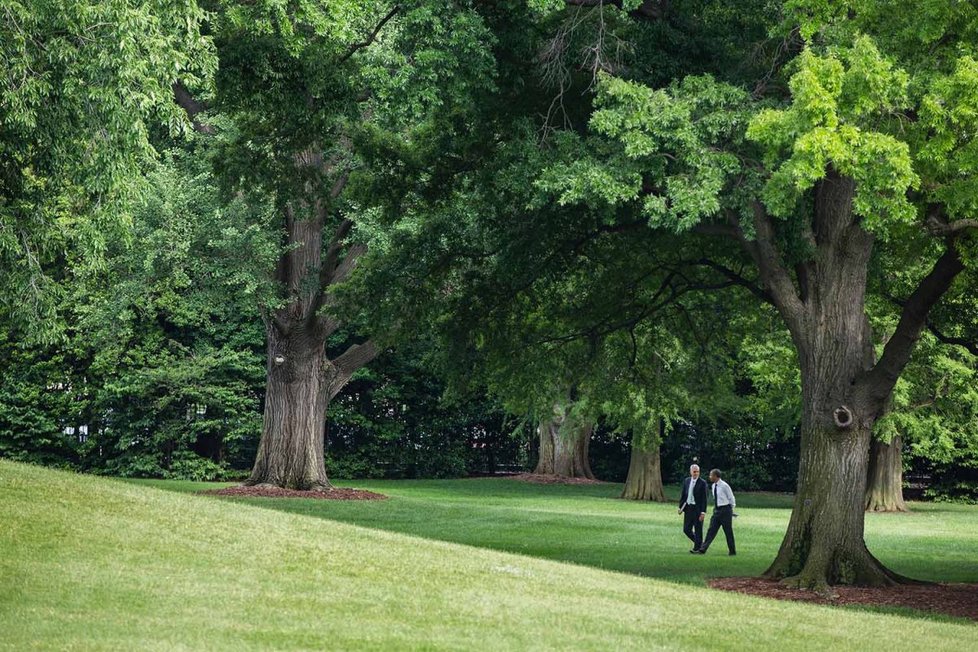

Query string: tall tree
175 1 495 489
543 2 978 587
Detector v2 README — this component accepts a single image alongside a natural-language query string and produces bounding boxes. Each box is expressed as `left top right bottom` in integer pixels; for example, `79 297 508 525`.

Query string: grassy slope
0 462 973 651
141 476 978 586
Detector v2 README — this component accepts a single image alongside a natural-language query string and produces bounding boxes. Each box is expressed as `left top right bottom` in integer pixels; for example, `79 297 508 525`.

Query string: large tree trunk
763 412 905 589
865 435 907 512
246 323 332 490
533 408 595 478
756 175 903 589
620 440 665 501
706 160 964 587
245 194 377 490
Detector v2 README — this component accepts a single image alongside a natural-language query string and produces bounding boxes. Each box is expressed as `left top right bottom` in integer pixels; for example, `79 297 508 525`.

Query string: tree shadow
172 478 788 586
133 476 978 624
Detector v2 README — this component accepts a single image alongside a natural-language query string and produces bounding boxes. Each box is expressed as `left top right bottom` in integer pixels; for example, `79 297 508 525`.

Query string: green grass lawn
139 474 978 586
1 461 975 651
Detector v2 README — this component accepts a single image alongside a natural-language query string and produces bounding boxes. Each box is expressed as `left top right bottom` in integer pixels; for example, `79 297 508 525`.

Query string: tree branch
695 258 774 304
858 245 966 406
330 170 351 200
172 82 214 134
338 5 400 64
749 202 805 326
333 340 380 380
926 322 978 357
924 204 978 237
320 219 355 289
330 243 367 285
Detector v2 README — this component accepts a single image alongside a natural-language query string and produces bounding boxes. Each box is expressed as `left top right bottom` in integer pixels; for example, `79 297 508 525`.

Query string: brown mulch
506 473 609 485
709 577 978 621
199 485 387 500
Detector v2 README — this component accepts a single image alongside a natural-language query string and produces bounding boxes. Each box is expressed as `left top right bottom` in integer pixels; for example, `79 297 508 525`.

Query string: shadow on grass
130 477 784 587
128 476 977 626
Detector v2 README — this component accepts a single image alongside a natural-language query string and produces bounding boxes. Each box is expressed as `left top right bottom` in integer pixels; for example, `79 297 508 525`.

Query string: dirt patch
709 577 978 621
505 473 609 485
199 485 387 500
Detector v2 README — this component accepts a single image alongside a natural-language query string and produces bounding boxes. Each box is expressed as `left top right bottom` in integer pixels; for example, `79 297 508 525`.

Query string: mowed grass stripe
0 461 972 651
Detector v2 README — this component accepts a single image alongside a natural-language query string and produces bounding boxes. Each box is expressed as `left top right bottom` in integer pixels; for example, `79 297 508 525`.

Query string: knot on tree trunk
833 405 854 429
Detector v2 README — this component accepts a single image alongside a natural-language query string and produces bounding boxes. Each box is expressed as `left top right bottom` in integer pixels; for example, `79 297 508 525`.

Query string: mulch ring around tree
506 473 609 485
199 485 387 500
709 577 978 621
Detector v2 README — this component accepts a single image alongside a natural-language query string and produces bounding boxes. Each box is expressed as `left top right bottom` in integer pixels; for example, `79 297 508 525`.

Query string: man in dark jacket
678 464 707 552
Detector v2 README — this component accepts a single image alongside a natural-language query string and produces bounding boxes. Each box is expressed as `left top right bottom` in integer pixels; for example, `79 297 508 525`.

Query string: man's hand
677 508 683 515
699 513 705 522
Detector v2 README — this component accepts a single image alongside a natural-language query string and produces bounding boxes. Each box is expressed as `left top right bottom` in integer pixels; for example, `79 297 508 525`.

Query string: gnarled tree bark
533 406 595 479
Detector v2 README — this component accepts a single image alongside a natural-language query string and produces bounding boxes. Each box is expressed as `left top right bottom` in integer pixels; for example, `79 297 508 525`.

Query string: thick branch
333 340 380 379
172 82 214 134
338 5 400 63
330 170 350 200
750 202 805 326
859 245 966 406
310 225 363 327
330 243 367 285
320 219 355 288
924 204 978 236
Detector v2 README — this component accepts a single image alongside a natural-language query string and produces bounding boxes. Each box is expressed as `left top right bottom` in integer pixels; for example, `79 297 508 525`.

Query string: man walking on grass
678 464 707 553
694 468 736 556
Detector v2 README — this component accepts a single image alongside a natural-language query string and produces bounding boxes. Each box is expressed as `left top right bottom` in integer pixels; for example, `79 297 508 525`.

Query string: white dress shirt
687 478 706 514
712 479 736 508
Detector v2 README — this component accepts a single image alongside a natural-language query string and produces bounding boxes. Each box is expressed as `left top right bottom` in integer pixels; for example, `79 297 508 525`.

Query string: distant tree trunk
621 423 666 501
533 408 595 478
621 442 665 501
865 435 907 512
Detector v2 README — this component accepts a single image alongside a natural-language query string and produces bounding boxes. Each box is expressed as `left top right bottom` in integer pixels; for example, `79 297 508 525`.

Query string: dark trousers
682 506 704 549
701 505 735 554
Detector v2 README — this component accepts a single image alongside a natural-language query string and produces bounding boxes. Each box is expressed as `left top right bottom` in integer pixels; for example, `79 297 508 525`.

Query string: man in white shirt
694 468 736 556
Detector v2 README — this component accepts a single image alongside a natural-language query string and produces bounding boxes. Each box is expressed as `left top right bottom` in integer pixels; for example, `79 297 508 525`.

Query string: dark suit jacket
679 477 707 514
